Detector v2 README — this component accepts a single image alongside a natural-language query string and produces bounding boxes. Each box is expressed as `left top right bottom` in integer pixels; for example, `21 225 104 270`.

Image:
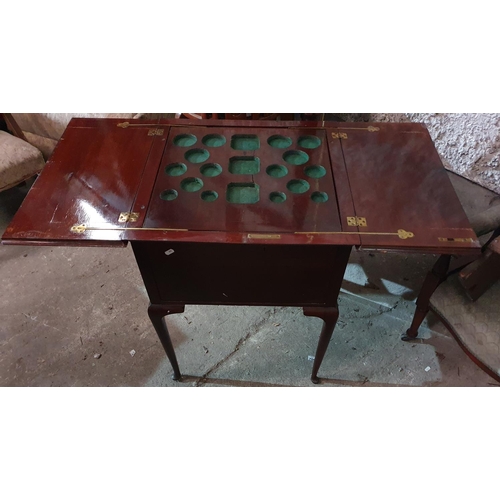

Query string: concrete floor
0 173 498 387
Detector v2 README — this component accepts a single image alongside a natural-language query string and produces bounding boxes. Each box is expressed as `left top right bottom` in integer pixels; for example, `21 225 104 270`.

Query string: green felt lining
160 189 178 201
229 156 260 175
165 163 187 176
200 163 222 177
174 134 197 147
269 191 286 203
180 177 204 192
283 150 309 165
226 183 260 204
298 135 322 149
230 135 260 150
185 148 210 163
311 191 328 203
201 190 218 202
287 179 310 194
267 135 293 148
266 164 288 178
304 165 326 178
202 134 226 147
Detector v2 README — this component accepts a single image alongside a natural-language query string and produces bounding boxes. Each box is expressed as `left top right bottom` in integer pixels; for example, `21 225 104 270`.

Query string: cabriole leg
303 306 340 384
148 303 185 381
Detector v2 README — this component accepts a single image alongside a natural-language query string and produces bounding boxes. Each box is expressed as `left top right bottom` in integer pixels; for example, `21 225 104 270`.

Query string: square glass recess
226 183 260 204
230 135 260 150
228 156 260 174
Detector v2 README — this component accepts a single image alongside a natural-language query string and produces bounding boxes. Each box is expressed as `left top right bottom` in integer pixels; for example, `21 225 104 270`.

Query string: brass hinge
116 122 165 135
336 126 380 133
331 132 348 140
118 212 140 223
347 216 367 227
438 237 474 243
148 128 164 136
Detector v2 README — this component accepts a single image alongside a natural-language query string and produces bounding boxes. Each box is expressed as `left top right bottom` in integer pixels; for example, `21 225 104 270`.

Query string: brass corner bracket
397 230 414 240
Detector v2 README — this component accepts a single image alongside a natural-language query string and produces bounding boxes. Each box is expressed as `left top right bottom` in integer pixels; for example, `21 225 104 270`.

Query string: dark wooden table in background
1 118 480 383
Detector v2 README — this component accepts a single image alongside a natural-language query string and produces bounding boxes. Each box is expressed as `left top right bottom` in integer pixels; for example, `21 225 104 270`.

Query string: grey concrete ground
0 173 498 387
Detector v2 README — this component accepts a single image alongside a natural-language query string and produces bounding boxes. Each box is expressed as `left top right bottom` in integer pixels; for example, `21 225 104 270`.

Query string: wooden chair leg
403 255 452 341
303 305 340 384
148 303 185 380
2 113 27 141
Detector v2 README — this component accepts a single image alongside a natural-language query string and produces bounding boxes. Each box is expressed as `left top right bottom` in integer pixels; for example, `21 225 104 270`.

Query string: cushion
13 114 177 160
0 131 45 191
23 132 58 161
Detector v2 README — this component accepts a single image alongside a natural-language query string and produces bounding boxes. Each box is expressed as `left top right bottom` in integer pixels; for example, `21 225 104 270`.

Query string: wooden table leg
303 305 340 384
148 303 185 380
402 254 452 341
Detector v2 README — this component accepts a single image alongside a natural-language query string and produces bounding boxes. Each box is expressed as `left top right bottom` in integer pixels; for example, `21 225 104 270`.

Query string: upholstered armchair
11 113 141 160
1 113 177 193
0 114 45 193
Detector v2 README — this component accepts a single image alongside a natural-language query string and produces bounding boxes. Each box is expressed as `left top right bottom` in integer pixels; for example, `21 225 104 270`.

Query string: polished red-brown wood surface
144 126 342 234
133 241 351 306
2 118 162 246
325 128 359 234
2 117 480 254
337 123 479 254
